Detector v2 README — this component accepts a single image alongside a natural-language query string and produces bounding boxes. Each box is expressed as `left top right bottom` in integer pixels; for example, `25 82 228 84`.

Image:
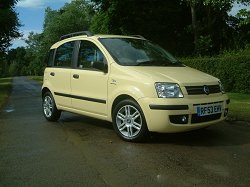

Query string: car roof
50 32 145 49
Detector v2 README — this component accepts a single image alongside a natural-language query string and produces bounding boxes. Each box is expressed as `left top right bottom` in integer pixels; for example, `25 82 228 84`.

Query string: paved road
0 77 250 187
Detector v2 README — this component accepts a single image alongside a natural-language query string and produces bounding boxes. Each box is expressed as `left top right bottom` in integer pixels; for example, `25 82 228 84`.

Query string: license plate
196 104 222 116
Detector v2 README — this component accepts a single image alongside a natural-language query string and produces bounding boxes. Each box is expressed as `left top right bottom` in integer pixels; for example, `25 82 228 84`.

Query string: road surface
0 77 250 186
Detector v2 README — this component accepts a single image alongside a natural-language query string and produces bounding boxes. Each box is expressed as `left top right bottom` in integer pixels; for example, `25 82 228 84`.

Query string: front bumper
138 94 229 133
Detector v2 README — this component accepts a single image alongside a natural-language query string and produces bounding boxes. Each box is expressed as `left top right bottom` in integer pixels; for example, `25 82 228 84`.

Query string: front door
71 40 108 117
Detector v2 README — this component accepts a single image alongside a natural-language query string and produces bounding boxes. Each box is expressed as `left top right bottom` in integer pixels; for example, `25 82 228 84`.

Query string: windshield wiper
136 61 154 66
136 60 174 66
136 60 184 67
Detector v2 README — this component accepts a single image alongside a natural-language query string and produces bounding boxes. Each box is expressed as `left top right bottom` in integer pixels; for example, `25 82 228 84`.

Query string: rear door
48 41 75 108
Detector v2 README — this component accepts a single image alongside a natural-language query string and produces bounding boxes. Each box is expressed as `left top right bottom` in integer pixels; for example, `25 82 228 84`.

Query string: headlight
219 81 225 94
155 83 183 98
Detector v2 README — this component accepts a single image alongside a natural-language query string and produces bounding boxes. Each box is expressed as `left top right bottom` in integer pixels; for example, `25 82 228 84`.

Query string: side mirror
92 61 108 73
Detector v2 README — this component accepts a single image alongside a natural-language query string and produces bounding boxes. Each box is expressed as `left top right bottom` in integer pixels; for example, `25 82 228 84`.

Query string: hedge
181 49 250 93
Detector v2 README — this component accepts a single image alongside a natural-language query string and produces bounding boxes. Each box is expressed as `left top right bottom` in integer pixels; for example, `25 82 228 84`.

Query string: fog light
181 116 187 123
170 115 188 124
224 108 228 117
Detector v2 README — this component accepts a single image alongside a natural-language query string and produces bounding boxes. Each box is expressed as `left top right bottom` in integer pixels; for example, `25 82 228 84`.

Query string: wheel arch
42 87 52 98
111 94 138 118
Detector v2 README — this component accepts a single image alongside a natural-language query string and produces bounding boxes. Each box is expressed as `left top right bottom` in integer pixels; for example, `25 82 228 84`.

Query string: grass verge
227 93 250 122
0 77 13 108
28 76 43 84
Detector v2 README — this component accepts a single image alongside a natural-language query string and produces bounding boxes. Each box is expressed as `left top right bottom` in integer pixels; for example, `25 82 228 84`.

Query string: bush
181 48 250 93
9 61 19 76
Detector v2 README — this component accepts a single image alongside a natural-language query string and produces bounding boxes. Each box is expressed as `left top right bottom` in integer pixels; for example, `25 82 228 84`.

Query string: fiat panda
42 31 230 142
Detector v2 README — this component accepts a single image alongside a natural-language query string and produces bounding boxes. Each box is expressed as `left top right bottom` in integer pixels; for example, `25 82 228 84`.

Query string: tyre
112 99 148 142
42 92 61 121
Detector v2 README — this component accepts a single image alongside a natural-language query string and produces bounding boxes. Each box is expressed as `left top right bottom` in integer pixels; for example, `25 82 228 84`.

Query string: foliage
16 0 95 77
0 0 21 54
2 0 250 78
0 0 96 78
91 0 192 55
181 0 233 54
6 47 27 76
237 9 250 26
195 35 213 55
42 0 94 50
90 0 249 56
181 47 250 93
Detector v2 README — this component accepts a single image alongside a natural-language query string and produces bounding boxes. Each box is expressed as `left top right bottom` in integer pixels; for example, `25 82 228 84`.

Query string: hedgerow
181 47 250 93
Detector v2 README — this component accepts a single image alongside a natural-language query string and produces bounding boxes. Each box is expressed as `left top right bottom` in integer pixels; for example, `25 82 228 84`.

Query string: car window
54 41 75 67
78 40 105 70
45 49 55 67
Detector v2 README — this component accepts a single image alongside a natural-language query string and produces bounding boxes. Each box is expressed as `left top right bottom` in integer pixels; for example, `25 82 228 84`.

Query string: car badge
203 85 210 95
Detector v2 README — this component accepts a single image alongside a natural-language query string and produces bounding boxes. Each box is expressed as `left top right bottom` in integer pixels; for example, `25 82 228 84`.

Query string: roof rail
60 31 94 40
131 35 146 39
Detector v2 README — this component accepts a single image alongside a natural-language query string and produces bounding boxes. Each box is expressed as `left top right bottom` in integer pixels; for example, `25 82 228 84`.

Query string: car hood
127 66 219 85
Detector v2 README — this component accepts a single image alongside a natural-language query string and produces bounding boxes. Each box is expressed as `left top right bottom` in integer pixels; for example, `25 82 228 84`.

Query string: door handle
73 74 79 79
50 72 55 76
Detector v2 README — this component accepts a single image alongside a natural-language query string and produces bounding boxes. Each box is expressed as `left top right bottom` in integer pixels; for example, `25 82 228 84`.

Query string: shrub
181 48 250 93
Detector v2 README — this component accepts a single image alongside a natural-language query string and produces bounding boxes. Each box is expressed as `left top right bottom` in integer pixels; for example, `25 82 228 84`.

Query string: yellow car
42 31 230 142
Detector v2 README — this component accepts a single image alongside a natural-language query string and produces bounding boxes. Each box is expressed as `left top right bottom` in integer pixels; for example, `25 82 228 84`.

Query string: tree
90 0 191 55
21 0 95 76
42 0 94 50
0 0 21 54
181 0 234 53
91 0 250 55
24 32 44 75
6 47 26 76
237 9 250 26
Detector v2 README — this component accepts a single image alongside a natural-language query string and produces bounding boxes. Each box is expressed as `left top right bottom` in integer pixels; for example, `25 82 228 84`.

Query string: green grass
0 77 13 108
28 76 43 84
227 93 250 122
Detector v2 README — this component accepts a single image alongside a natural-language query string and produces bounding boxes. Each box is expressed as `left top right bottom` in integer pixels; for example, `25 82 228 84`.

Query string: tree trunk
190 4 198 51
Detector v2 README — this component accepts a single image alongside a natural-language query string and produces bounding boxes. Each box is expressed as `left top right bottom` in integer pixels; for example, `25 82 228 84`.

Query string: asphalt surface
0 76 250 187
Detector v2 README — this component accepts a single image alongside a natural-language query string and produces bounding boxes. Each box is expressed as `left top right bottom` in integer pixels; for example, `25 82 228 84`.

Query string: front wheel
112 99 148 142
42 92 61 121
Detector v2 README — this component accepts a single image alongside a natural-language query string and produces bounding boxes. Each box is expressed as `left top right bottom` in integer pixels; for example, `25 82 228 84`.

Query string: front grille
191 113 221 123
185 85 221 95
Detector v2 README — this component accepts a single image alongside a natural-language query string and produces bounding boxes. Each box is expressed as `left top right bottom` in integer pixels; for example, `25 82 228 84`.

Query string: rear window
45 49 55 67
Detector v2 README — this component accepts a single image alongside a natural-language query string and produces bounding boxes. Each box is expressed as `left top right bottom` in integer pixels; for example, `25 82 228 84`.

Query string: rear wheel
112 99 148 142
42 92 61 121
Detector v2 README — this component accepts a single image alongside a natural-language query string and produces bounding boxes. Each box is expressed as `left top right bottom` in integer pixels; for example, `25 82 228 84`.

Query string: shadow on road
147 122 250 147
51 112 250 147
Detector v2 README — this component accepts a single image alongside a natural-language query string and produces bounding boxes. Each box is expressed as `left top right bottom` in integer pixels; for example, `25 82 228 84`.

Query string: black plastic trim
54 92 106 104
60 31 94 40
149 105 189 110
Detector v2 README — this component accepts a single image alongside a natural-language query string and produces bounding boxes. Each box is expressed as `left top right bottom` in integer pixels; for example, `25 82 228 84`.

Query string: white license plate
196 104 222 116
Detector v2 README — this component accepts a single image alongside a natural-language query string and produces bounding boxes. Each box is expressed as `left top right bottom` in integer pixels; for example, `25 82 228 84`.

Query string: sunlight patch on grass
227 93 250 122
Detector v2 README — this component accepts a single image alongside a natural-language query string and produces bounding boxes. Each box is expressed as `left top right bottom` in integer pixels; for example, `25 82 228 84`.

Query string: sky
11 0 250 49
11 0 71 48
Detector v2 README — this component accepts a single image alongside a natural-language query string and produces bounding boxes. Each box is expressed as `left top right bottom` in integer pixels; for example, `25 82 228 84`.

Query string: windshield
100 38 183 66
